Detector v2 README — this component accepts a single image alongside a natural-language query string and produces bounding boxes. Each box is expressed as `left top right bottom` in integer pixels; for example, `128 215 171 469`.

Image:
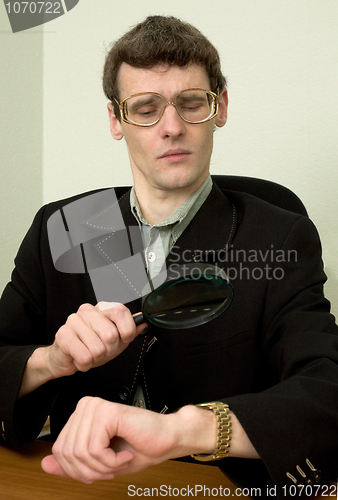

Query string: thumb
41 455 69 478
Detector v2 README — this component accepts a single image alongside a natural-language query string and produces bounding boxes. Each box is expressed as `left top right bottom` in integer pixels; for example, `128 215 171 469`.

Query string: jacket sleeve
222 215 338 498
0 206 61 447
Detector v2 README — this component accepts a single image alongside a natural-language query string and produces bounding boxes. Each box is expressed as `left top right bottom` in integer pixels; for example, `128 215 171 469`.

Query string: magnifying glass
134 264 233 330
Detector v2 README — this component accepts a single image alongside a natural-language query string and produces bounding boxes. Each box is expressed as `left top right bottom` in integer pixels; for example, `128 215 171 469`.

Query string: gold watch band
191 402 231 461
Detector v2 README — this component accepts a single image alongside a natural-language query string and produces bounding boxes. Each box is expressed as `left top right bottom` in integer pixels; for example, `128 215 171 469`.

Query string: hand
47 302 147 378
41 396 218 483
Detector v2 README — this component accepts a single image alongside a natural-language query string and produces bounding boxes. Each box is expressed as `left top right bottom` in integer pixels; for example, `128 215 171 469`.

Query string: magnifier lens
142 274 233 329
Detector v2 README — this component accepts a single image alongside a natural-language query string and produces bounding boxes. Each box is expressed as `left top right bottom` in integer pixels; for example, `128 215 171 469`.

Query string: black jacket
0 182 337 498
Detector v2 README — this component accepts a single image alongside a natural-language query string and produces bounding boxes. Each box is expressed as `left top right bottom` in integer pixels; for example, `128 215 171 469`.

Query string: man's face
108 63 228 195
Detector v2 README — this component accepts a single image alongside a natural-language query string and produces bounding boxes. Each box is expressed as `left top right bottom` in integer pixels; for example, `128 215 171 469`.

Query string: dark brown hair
102 15 227 119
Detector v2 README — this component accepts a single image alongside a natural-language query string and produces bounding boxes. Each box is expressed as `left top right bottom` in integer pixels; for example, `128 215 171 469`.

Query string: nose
159 101 185 137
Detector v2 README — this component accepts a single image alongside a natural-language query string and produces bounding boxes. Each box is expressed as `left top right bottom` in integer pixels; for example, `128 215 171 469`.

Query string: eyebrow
177 93 207 102
129 95 161 110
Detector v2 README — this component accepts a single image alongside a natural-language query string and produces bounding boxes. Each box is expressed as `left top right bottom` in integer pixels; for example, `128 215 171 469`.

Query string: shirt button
148 252 156 262
134 399 145 408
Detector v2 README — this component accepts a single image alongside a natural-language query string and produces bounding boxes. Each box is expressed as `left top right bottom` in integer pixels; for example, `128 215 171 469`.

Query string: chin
156 169 206 191
156 178 197 192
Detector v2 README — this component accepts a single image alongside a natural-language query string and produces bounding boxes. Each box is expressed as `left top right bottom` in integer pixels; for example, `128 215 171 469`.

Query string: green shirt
130 174 212 280
129 174 212 408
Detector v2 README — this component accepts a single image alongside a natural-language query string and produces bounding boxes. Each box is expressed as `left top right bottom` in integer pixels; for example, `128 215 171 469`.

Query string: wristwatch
191 402 231 461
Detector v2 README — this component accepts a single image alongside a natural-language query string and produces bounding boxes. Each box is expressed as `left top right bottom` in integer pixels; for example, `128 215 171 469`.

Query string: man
0 16 337 499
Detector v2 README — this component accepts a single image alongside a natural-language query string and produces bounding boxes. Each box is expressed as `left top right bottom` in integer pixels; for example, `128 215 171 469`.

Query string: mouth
158 149 191 162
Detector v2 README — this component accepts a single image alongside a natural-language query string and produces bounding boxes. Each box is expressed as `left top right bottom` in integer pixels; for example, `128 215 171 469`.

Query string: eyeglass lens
125 90 215 125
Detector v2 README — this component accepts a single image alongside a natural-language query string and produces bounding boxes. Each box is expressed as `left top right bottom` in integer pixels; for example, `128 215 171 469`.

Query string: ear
215 89 228 128
107 102 124 140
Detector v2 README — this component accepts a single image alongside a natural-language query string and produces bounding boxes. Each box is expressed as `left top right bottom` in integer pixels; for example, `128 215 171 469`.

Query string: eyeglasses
114 88 219 127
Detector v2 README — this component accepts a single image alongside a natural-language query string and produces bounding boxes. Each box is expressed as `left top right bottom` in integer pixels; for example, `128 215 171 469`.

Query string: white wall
0 10 43 293
1 0 337 317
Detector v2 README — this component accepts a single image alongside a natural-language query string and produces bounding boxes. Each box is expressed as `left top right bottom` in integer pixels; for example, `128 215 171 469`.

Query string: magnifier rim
142 275 234 330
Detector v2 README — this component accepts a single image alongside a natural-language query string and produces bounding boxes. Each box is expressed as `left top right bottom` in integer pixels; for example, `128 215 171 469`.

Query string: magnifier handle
133 313 145 326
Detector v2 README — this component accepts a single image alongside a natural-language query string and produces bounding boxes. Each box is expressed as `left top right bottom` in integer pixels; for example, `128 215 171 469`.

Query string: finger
77 304 121 357
76 400 135 473
64 307 120 366
71 401 133 472
53 424 105 481
41 453 131 482
133 313 148 336
41 455 69 478
98 303 138 345
49 402 100 482
96 301 123 311
96 303 147 343
55 322 97 372
51 399 133 482
58 326 106 372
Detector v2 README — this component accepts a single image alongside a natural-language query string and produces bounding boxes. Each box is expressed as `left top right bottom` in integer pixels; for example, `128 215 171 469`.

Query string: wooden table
0 441 241 499
0 441 336 499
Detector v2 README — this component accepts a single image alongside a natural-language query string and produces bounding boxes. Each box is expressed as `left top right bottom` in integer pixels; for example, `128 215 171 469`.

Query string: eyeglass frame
113 88 220 127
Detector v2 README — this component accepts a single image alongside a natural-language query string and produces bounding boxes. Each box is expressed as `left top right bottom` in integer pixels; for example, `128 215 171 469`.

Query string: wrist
31 346 58 380
18 346 55 398
171 405 218 457
191 402 231 461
